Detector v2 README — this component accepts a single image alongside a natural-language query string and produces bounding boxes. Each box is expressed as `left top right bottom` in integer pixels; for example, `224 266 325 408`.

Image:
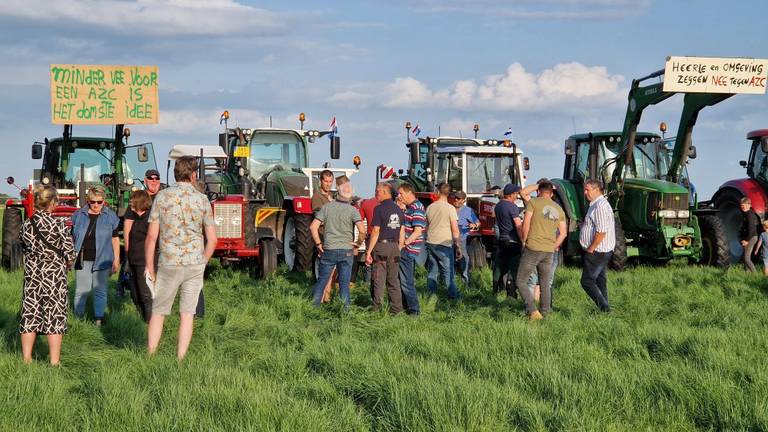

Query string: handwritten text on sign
50 64 159 125
663 56 768 94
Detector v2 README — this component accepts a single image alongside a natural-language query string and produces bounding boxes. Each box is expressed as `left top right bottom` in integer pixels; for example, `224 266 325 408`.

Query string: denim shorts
763 255 768 267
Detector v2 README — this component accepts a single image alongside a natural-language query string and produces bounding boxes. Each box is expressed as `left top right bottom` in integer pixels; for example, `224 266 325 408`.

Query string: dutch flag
412 124 421 137
329 116 338 139
504 127 512 137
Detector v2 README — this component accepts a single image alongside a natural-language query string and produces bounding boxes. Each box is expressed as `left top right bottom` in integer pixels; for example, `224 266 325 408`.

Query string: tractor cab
742 130 768 184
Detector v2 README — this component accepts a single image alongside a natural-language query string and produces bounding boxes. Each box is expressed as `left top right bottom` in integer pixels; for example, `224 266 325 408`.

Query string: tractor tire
467 237 487 270
258 238 278 278
2 207 23 271
244 203 259 249
698 214 730 268
609 215 628 271
714 189 746 264
283 214 315 272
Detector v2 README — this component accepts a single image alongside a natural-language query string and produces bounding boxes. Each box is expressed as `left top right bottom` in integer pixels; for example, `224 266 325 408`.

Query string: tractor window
435 153 448 184
447 154 463 192
575 142 590 180
631 143 660 179
751 143 768 181
466 154 514 194
410 143 430 182
248 132 305 179
123 143 157 189
63 147 113 187
597 143 619 184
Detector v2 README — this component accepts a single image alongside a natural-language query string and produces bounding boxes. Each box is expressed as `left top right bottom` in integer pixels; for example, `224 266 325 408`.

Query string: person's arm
144 222 159 280
406 226 423 245
123 219 133 253
353 221 367 256
521 211 533 244
520 185 538 202
587 232 606 253
554 221 568 251
587 205 610 253
399 225 406 250
366 226 380 265
111 235 120 273
203 224 217 262
756 235 763 255
310 219 323 255
514 216 524 242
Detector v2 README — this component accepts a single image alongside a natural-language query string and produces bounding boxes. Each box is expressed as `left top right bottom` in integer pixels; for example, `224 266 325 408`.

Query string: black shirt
82 213 119 261
495 199 521 242
128 211 150 265
740 209 760 241
372 199 404 241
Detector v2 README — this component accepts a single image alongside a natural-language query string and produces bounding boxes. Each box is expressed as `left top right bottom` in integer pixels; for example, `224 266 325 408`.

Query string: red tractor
710 129 768 262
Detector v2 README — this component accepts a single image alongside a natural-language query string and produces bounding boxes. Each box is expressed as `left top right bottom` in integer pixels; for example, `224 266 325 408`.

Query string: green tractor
551 69 731 269
2 124 157 270
202 112 359 275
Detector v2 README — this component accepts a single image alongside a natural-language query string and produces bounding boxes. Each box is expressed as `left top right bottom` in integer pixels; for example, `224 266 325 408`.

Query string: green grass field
0 261 767 431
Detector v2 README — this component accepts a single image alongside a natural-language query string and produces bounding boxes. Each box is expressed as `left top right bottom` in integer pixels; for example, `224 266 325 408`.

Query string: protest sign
663 56 768 94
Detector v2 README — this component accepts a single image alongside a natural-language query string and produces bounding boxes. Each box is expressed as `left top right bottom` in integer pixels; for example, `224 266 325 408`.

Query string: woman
71 186 120 325
19 185 75 365
126 190 154 322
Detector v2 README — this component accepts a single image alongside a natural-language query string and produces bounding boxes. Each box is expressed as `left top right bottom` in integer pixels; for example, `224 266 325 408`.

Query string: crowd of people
18 157 216 364
308 171 617 321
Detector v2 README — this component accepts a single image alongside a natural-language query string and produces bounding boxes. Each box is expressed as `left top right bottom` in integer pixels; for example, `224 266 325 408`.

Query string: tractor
200 111 360 276
2 124 157 270
381 129 530 269
709 129 768 262
551 68 732 269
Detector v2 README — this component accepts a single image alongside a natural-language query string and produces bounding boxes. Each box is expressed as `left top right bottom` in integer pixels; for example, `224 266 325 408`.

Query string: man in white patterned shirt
579 179 615 312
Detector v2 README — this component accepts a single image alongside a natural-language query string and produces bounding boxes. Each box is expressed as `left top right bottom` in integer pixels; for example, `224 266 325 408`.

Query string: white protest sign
663 56 768 94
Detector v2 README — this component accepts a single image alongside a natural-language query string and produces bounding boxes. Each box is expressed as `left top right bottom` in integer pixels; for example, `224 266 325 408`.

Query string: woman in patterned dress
19 185 75 365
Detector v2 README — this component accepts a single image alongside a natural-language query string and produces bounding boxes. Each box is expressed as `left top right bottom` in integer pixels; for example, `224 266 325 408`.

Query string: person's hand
316 243 324 255
586 248 595 254
741 240 748 247
454 246 463 261
145 265 156 283
365 253 373 266
112 260 120 274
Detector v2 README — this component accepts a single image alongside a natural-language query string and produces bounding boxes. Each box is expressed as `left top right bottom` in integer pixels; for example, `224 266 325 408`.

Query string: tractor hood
268 169 310 197
623 178 688 194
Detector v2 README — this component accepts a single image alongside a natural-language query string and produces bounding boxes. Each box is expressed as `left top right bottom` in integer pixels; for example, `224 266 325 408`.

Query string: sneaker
528 310 544 321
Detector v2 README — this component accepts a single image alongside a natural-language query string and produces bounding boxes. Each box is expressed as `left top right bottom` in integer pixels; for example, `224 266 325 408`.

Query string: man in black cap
493 183 524 297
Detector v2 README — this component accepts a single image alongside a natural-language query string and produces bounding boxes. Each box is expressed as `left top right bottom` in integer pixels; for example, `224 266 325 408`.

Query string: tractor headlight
676 210 690 218
215 215 225 226
231 216 241 226
658 210 676 218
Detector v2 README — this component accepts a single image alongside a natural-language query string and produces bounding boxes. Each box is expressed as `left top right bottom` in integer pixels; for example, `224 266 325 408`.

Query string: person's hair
338 182 354 200
584 179 603 192
174 156 198 182
87 186 106 201
437 182 451 197
130 190 152 212
376 182 393 197
741 197 752 206
398 183 415 195
33 184 58 211
453 190 467 200
762 220 768 230
320 170 334 180
537 181 554 194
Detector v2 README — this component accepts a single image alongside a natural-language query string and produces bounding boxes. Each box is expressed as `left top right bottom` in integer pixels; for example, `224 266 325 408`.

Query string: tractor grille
213 203 242 239
647 192 689 225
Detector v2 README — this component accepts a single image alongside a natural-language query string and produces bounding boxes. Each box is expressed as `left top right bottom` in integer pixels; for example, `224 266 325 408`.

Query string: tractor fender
712 179 767 217
550 179 582 223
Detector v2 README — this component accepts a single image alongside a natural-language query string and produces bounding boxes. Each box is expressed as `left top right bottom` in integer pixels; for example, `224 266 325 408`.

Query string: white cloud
0 0 290 36
334 62 625 113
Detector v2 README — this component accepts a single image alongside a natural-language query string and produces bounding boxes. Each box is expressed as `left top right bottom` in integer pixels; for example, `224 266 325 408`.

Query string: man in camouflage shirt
145 156 217 360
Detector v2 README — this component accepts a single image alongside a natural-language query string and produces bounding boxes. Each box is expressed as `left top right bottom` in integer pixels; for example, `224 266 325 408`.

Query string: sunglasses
147 176 160 180
89 200 104 205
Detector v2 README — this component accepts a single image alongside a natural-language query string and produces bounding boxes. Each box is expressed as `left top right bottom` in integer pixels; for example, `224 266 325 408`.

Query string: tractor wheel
467 237 487 270
258 238 278 278
244 203 259 249
609 215 628 271
698 214 730 268
2 207 23 271
714 189 746 264
283 214 315 272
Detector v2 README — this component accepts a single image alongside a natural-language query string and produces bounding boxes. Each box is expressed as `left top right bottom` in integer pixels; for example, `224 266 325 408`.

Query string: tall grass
0 262 767 431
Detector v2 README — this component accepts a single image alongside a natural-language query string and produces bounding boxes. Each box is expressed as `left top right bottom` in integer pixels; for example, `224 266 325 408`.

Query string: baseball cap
503 184 521 196
145 169 160 178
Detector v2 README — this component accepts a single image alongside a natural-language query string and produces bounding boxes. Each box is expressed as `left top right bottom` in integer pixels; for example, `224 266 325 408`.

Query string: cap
145 169 160 178
503 184 521 196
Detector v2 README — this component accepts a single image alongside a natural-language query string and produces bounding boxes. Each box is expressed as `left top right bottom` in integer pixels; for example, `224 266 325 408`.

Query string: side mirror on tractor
31 143 43 159
330 136 341 160
688 145 697 160
739 160 748 167
564 139 577 156
137 145 149 162
523 157 530 171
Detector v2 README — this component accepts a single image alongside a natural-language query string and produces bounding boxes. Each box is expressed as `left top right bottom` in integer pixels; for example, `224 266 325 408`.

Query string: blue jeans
399 251 420 314
426 243 460 299
457 237 469 284
312 249 354 309
581 251 612 311
74 261 110 320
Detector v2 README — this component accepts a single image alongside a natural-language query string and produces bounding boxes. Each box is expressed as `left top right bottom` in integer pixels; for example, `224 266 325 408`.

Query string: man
145 156 217 360
425 182 462 300
739 197 761 272
579 179 616 312
365 183 404 314
515 180 567 320
493 184 524 298
312 169 335 213
310 181 366 310
521 178 561 302
452 191 479 285
397 183 426 315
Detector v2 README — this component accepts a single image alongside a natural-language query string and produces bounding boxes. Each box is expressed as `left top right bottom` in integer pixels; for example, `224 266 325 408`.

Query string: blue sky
0 0 766 198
